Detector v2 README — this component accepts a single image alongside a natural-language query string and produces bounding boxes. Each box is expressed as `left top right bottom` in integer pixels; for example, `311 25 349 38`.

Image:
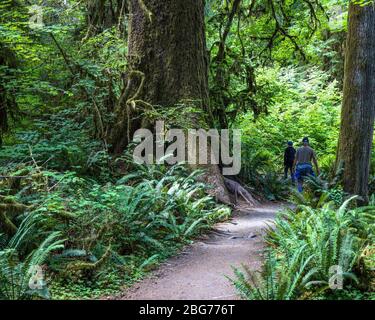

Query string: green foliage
288 173 347 209
239 66 341 169
232 197 374 300
206 0 346 127
231 248 316 300
237 66 341 200
1 0 374 302
0 224 64 300
0 127 230 299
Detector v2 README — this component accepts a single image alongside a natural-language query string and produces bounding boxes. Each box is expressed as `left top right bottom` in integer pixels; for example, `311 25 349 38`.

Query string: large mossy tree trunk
110 0 230 203
336 3 375 203
127 0 211 110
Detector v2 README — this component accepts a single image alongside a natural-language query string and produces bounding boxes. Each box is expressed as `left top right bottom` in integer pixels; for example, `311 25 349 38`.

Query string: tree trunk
211 0 242 129
336 2 375 203
84 0 128 39
110 0 230 203
0 44 18 146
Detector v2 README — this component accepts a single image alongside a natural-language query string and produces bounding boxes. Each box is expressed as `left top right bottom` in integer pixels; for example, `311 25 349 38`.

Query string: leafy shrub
231 248 316 300
232 197 374 300
0 217 64 300
0 153 230 298
237 66 341 200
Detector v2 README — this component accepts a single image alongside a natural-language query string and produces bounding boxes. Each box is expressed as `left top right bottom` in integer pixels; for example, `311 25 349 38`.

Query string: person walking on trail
293 137 320 192
284 141 296 183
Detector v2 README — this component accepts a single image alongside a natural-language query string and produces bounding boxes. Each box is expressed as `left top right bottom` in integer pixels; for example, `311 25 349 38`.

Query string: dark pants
284 163 295 182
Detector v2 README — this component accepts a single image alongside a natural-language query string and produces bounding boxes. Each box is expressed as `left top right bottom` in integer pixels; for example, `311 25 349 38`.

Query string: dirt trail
114 203 283 300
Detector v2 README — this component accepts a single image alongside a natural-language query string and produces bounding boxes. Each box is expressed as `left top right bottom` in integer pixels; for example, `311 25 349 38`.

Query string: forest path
113 203 283 300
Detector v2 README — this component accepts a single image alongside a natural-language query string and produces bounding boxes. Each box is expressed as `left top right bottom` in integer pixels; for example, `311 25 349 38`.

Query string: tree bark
129 0 211 108
336 2 375 203
110 0 231 203
84 0 128 39
110 0 212 151
0 45 18 146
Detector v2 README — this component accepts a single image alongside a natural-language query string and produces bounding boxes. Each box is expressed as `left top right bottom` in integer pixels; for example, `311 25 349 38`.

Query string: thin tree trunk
0 44 18 146
336 2 375 203
212 0 242 129
84 0 128 39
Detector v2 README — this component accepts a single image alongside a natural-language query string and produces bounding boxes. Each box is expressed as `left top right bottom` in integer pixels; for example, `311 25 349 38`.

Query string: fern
230 249 316 300
0 231 64 300
236 197 373 300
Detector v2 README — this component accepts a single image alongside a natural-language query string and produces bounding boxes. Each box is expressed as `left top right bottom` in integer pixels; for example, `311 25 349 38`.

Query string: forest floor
106 202 285 300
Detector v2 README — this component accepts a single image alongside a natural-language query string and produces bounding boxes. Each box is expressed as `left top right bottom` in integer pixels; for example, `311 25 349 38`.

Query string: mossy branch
138 0 153 23
53 210 77 221
66 244 112 272
0 211 17 235
125 70 146 108
0 196 33 235
0 203 30 215
115 69 155 143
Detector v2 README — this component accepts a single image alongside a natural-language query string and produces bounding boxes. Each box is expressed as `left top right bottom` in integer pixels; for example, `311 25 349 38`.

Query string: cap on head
302 137 309 144
287 141 293 146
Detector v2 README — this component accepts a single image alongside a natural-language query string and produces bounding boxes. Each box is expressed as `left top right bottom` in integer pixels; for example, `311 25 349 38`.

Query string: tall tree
83 0 128 40
336 2 375 203
110 0 230 203
211 0 242 129
0 0 20 146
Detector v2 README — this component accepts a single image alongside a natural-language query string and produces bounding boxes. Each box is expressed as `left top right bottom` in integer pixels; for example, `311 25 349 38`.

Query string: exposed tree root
224 178 258 206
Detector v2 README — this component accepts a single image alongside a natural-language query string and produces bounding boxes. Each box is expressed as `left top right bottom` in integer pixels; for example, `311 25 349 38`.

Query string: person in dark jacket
284 141 296 183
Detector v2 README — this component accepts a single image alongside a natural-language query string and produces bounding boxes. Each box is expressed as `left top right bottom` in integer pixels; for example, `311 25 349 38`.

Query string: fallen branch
65 243 112 272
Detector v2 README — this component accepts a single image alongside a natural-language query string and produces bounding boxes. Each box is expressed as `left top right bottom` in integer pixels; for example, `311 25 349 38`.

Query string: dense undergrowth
236 66 342 201
1 64 373 301
231 176 375 300
0 113 230 299
1 0 374 301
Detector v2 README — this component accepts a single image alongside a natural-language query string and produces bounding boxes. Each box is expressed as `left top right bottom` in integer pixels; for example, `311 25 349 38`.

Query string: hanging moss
0 195 31 235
